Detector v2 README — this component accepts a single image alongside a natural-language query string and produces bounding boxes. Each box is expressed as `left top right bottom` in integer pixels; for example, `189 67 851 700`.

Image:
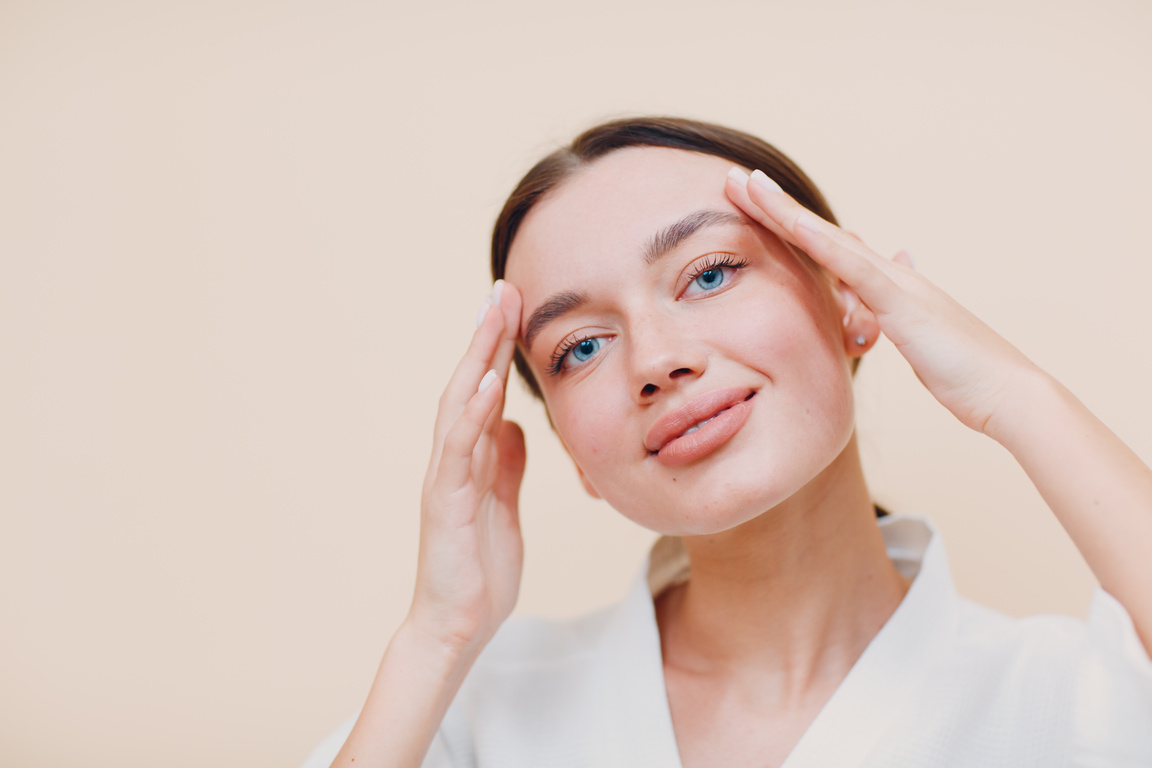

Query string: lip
645 387 756 468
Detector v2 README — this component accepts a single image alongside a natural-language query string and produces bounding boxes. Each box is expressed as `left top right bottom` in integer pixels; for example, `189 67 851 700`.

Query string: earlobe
838 282 879 356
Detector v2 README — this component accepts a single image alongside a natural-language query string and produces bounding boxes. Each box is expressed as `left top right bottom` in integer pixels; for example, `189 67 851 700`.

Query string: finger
470 286 521 459
790 215 904 315
433 282 509 449
482 283 522 443
724 168 793 244
490 281 522 377
894 249 916 270
478 383 508 470
742 170 891 275
492 420 526 519
727 167 892 277
727 168 905 315
435 370 504 495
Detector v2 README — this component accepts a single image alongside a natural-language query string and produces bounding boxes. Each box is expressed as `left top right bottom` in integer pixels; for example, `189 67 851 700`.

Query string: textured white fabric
301 516 1152 767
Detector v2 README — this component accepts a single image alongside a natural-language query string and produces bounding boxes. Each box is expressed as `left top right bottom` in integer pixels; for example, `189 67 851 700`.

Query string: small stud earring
855 335 867 346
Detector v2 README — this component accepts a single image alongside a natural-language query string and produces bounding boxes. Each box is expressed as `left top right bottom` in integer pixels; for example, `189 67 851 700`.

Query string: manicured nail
491 279 505 308
478 369 498 393
902 250 917 270
727 166 750 185
750 169 783 193
475 300 490 328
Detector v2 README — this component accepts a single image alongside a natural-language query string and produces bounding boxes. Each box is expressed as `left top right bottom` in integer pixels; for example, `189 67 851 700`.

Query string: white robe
302 516 1152 767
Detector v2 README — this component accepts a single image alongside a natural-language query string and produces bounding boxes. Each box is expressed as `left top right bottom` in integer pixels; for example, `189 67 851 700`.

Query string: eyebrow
523 290 589 350
522 209 748 351
644 209 747 265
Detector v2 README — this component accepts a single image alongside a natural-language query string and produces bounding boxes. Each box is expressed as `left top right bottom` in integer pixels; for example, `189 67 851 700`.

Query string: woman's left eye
683 257 747 297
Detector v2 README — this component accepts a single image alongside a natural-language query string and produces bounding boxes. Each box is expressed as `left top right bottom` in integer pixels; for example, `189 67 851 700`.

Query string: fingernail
478 369 498 393
727 166 750 185
750 169 783 193
475 300 490 328
903 250 917 269
491 279 505 308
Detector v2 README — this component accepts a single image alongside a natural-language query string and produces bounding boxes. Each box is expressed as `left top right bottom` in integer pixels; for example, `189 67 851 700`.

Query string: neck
654 434 909 700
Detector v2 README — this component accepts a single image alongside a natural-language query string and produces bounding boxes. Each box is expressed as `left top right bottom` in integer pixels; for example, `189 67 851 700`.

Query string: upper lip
644 387 756 453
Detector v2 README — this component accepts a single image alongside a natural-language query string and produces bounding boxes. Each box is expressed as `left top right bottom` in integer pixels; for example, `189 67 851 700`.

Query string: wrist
981 363 1065 448
399 608 492 668
340 616 484 766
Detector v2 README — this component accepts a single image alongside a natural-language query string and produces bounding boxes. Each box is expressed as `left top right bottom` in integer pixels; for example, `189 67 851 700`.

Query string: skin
331 147 1152 768
508 148 868 535
505 148 908 764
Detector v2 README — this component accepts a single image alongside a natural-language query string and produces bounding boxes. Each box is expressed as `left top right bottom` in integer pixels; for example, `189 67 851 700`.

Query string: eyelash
548 333 599 376
546 254 751 376
683 253 749 295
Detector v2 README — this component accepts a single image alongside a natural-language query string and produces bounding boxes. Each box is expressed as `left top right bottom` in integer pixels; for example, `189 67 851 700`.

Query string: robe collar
591 515 959 768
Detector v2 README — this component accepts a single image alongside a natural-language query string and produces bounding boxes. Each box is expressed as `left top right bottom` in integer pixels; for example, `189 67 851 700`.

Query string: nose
628 318 707 404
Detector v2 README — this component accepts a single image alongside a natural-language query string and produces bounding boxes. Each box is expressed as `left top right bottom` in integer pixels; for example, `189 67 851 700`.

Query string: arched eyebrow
644 209 748 265
523 290 588 351
522 209 748 351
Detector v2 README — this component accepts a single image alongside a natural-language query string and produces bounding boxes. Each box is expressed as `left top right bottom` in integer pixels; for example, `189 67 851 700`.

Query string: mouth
678 414 723 438
645 388 757 469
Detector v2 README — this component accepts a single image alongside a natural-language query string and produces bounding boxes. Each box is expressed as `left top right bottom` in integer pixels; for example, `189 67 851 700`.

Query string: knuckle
442 426 468 456
438 388 454 409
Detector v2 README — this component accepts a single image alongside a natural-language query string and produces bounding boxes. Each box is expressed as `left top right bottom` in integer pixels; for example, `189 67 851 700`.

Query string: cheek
551 387 624 467
719 276 856 441
718 275 844 375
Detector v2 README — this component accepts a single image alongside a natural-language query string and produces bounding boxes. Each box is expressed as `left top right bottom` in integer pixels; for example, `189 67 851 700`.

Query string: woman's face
505 147 861 536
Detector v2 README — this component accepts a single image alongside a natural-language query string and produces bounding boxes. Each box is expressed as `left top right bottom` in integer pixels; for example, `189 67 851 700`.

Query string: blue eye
549 335 606 375
695 268 725 290
571 338 600 362
683 255 748 298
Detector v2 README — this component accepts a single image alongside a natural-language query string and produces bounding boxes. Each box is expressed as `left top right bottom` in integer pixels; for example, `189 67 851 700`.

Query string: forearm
987 366 1152 653
330 620 479 768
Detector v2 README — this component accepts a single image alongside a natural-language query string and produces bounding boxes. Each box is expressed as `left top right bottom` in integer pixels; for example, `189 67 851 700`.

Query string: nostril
669 367 693 379
641 383 658 397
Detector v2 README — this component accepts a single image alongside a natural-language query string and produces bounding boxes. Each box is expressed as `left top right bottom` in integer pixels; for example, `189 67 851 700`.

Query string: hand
407 280 527 658
725 168 1038 437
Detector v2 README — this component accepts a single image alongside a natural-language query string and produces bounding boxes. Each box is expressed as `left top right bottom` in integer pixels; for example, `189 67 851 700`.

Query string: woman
307 118 1152 767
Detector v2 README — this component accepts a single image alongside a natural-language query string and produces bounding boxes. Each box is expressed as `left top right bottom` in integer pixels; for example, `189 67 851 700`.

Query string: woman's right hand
328 282 525 767
406 280 527 660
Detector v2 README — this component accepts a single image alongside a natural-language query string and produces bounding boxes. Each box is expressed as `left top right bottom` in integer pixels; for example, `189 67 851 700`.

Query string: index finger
431 281 521 451
725 168 904 315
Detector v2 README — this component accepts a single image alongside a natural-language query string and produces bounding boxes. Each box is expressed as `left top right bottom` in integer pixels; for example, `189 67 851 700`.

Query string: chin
602 423 857 538
601 465 814 538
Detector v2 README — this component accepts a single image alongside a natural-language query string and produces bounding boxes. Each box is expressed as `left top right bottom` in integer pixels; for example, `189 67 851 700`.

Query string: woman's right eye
550 335 607 375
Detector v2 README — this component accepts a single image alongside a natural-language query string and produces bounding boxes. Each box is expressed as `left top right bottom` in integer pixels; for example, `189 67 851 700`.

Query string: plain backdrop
1 1 1150 766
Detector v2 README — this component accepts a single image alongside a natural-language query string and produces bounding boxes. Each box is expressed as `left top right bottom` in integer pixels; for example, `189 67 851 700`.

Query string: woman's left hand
725 167 1152 658
725 167 1038 438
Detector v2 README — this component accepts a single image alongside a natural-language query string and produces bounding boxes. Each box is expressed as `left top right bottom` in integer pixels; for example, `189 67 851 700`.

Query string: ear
826 231 879 356
836 281 880 357
575 462 602 499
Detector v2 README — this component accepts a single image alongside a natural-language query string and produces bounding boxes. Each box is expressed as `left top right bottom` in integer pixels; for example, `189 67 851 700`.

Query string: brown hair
491 116 840 401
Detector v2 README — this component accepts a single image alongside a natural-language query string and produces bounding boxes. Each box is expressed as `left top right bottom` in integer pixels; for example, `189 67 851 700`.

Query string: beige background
1 0 1150 765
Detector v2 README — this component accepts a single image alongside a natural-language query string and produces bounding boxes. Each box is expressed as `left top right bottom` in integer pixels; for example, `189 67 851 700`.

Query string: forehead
505 147 739 291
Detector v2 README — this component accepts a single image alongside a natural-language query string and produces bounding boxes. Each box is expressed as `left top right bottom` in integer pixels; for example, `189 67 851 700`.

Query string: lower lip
654 395 755 468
